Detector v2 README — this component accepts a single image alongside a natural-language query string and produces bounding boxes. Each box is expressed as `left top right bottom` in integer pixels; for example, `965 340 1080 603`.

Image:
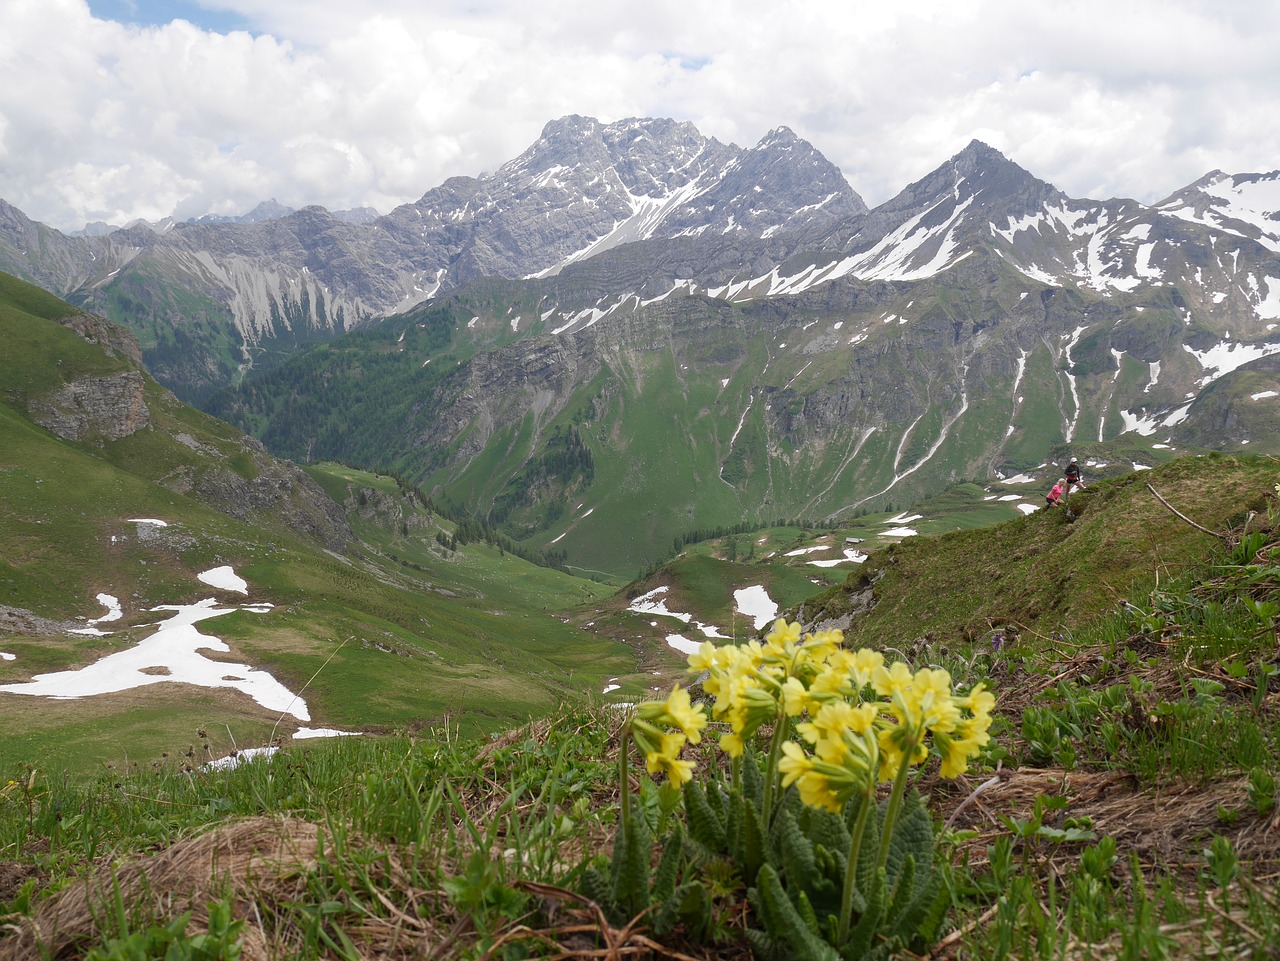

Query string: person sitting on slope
1045 478 1066 508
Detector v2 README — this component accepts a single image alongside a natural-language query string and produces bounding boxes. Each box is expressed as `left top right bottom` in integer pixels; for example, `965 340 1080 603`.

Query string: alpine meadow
1 115 1279 960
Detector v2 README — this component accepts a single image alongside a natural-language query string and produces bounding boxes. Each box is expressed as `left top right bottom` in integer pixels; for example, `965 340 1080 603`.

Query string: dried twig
1145 484 1225 540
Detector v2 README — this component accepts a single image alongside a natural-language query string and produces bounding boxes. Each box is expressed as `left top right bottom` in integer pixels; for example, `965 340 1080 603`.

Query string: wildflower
871 660 913 697
641 731 695 785
849 648 885 689
687 641 718 673
635 684 707 743
764 618 802 654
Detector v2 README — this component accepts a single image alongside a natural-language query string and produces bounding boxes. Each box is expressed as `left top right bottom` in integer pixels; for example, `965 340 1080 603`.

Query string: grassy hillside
1 458 1276 960
0 275 635 771
806 453 1278 648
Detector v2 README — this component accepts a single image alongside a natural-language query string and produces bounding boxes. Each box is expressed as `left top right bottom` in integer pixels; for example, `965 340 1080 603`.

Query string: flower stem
761 713 791 818
837 787 875 944
619 720 632 828
875 736 918 874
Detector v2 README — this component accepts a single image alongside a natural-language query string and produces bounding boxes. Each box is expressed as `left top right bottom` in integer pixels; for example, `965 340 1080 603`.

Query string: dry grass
4 817 321 961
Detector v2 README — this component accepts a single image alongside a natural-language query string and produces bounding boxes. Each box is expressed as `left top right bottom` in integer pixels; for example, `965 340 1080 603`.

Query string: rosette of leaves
578 813 713 937
745 789 948 961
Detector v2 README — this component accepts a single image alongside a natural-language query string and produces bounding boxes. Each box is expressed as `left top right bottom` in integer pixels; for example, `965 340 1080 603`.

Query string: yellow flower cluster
630 685 708 786
694 619 996 812
631 619 996 807
689 618 856 758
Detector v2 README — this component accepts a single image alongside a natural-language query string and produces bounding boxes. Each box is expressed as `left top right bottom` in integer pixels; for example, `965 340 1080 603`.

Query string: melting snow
665 634 702 655
734 585 779 629
128 518 169 527
884 512 923 524
206 747 277 770
0 591 309 720
199 566 248 594
809 549 868 567
293 727 361 739
1016 504 1038 515
629 587 690 622
1252 390 1278 400
1120 410 1160 436
1183 341 1280 387
1254 276 1280 319
881 527 918 538
1001 473 1037 485
629 586 732 639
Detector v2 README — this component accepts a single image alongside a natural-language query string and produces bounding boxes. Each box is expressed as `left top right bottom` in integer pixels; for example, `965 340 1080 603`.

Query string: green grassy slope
2 462 1277 960
0 276 635 772
805 453 1277 647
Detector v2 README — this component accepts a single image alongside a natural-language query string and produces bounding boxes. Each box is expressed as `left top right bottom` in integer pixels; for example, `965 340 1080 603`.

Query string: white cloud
3 0 1279 231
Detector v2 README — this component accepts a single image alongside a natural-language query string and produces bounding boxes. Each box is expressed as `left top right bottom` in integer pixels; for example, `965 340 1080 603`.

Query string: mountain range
2 116 1278 573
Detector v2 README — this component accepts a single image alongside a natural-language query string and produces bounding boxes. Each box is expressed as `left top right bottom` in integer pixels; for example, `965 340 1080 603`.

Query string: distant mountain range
2 116 1278 573
70 199 382 237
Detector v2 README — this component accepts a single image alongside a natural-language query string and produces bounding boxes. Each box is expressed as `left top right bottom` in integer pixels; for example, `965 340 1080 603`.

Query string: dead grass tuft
5 817 320 961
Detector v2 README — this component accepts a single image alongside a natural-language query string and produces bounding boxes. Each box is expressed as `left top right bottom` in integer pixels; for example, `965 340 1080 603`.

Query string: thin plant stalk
838 785 876 944
875 734 919 873
761 713 791 817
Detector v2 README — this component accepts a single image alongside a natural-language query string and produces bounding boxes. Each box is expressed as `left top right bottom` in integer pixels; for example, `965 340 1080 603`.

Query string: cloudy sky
3 0 1278 232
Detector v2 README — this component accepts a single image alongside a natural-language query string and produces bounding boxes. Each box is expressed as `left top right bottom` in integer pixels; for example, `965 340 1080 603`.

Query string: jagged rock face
25 314 150 441
171 454 353 553
0 117 865 400
55 311 144 366
28 371 151 441
0 200 139 301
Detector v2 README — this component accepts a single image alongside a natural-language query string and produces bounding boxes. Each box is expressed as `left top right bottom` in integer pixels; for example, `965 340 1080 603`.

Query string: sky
3 0 1279 233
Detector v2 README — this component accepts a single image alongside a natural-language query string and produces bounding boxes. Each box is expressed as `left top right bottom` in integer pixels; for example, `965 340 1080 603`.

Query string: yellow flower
795 770 843 813
908 667 961 734
687 641 718 673
662 685 707 743
872 660 913 697
797 628 841 665
765 618 802 652
781 676 811 716
720 730 746 758
639 730 689 783
799 701 878 744
877 724 928 780
666 757 696 786
778 740 813 787
961 682 996 717
850 648 885 689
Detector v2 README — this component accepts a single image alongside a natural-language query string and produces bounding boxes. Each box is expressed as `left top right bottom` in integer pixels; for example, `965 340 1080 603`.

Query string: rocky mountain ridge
0 116 862 400
201 136 1279 572
4 118 1279 572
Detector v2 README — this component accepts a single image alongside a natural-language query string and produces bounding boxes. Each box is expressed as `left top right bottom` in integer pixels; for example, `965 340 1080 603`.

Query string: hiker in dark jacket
1064 457 1085 492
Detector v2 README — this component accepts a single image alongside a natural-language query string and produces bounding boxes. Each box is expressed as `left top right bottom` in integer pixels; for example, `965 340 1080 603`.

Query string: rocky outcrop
0 606 78 636
162 437 353 553
54 312 144 365
27 371 151 441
